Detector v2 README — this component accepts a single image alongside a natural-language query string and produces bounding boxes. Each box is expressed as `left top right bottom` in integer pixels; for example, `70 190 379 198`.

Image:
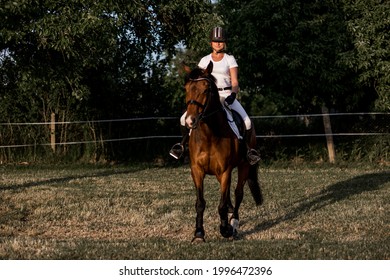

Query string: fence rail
0 112 389 149
0 112 388 164
0 112 387 126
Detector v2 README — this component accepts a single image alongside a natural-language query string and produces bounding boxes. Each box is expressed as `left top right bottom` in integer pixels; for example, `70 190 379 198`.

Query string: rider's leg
169 112 189 159
229 100 260 165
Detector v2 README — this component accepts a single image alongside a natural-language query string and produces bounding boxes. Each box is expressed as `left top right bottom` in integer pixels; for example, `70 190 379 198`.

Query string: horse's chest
191 144 234 174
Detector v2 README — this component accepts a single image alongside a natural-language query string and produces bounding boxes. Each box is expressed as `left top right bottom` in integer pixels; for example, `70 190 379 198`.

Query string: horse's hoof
191 236 206 243
230 218 239 230
230 218 240 239
232 229 240 240
220 224 234 238
192 229 205 242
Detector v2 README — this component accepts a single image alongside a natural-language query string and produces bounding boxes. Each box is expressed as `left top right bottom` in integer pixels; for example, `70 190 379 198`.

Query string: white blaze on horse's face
185 80 209 129
185 115 193 128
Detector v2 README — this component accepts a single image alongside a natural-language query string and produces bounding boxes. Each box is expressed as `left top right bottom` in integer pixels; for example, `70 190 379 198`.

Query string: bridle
185 77 220 128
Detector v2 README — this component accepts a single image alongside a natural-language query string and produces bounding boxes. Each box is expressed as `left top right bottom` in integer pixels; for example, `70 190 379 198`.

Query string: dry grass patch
0 163 389 259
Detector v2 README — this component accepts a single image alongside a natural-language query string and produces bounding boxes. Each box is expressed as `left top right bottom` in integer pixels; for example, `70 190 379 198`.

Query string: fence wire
0 112 389 149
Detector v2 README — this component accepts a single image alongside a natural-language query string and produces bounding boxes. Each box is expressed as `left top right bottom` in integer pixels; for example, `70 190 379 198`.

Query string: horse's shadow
242 171 389 237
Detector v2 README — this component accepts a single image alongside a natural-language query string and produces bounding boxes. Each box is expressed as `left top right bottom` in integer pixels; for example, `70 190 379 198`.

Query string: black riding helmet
210 27 226 42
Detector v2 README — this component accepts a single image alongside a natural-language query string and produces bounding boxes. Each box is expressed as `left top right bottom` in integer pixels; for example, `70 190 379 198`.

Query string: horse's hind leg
230 184 244 238
227 188 234 213
230 166 248 238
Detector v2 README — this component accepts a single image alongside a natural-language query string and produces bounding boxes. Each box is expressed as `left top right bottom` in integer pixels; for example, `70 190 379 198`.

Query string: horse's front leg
193 184 206 242
218 172 234 238
191 169 206 242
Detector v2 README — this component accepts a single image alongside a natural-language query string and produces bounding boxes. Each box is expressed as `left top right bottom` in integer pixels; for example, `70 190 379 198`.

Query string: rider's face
211 41 225 52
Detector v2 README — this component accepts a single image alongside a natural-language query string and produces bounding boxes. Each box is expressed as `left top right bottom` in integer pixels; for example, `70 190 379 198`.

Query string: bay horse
183 61 263 241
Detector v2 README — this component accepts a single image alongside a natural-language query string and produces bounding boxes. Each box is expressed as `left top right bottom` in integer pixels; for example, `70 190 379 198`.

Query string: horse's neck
202 108 231 138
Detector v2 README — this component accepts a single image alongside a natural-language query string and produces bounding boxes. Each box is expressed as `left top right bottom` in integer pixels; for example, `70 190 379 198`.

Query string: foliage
221 0 389 113
0 0 215 161
0 0 388 162
340 0 390 111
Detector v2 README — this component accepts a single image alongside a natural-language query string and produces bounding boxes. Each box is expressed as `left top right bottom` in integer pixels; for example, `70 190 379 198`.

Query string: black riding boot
169 125 190 159
245 128 261 165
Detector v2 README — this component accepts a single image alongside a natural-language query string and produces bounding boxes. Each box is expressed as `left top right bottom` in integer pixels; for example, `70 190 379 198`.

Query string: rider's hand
224 92 236 106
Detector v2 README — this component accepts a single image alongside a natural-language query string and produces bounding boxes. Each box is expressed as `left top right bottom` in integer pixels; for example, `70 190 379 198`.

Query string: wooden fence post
50 112 56 152
322 106 336 163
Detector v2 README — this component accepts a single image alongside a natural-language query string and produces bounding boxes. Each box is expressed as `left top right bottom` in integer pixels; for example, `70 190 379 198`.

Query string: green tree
218 0 389 114
219 0 356 115
0 0 215 161
0 0 218 119
340 0 390 111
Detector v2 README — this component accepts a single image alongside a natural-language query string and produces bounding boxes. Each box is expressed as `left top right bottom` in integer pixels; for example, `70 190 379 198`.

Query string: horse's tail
248 163 263 205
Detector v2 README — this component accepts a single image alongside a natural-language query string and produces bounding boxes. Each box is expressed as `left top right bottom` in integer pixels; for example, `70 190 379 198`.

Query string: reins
186 77 221 128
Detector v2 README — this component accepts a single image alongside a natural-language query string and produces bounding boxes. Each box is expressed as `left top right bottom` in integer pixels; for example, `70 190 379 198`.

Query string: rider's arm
230 66 239 96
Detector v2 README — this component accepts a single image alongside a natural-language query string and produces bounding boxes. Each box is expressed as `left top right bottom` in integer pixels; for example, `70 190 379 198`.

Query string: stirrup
247 149 261 165
169 143 184 159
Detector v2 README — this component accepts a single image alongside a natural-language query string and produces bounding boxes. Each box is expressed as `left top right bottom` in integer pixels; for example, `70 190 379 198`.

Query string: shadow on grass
0 166 145 192
243 171 390 237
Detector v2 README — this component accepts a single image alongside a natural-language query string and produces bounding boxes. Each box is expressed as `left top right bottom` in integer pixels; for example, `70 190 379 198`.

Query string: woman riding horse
169 27 260 165
182 60 263 241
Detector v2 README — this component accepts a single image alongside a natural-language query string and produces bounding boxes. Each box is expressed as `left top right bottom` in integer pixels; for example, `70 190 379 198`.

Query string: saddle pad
224 107 243 140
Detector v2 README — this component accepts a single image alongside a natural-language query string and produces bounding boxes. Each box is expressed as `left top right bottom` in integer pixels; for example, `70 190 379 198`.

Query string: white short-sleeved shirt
198 53 238 89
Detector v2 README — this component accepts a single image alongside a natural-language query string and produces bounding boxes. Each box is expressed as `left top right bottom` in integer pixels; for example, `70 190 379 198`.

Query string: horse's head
183 61 219 129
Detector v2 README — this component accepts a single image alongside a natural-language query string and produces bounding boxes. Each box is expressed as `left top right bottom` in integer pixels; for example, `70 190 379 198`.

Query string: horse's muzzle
186 114 202 129
185 115 195 129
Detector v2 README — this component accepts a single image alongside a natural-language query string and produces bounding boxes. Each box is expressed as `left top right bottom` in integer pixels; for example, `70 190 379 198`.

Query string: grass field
0 162 389 259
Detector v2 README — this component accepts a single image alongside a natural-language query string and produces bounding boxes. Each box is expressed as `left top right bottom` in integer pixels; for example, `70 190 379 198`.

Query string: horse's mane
185 67 217 85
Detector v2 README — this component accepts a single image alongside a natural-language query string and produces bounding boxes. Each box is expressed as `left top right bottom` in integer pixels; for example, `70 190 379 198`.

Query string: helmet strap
212 45 226 54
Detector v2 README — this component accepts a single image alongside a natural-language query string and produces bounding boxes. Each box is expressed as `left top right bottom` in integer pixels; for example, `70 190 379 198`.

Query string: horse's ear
205 61 213 75
182 61 191 74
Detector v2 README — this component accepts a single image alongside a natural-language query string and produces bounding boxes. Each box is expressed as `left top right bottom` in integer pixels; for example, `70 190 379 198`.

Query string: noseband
186 77 218 128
